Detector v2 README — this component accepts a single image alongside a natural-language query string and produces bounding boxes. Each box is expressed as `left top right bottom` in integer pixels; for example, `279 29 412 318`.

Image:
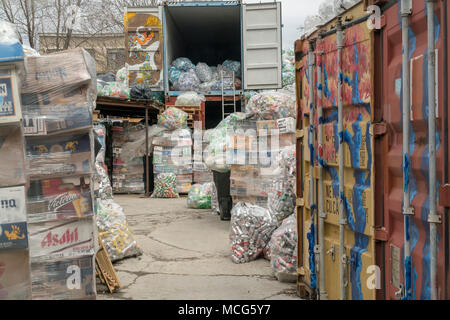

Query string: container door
242 2 282 90
125 6 164 91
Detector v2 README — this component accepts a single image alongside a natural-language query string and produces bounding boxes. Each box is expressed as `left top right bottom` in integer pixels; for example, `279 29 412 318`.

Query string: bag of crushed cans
230 202 278 264
173 69 200 91
267 215 297 282
158 107 188 130
172 57 195 71
245 91 296 120
187 183 215 209
151 173 179 198
222 60 241 77
195 62 213 83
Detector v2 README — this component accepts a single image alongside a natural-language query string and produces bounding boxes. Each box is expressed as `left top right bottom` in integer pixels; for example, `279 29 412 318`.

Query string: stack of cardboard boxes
21 48 98 300
0 30 32 299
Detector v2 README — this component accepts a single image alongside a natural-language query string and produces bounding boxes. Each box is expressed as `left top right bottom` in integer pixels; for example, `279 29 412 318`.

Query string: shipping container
295 0 449 300
125 1 283 97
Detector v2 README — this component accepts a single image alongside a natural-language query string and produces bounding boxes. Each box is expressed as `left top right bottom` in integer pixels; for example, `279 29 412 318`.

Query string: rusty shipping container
295 0 449 300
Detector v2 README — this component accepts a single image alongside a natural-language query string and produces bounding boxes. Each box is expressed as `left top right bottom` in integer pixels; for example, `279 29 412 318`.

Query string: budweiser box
0 66 22 124
0 250 32 299
27 177 93 224
0 125 26 187
28 217 95 262
21 48 92 94
26 132 92 179
22 86 92 136
31 254 95 300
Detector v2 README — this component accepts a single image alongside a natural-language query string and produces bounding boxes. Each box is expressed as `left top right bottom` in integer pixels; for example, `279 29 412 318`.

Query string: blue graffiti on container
307 205 317 289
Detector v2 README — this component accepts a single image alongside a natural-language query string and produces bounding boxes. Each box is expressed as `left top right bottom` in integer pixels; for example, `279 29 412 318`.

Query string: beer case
0 186 26 223
0 250 32 300
28 217 95 261
30 255 95 300
0 125 26 187
0 66 22 124
27 177 93 224
26 132 93 179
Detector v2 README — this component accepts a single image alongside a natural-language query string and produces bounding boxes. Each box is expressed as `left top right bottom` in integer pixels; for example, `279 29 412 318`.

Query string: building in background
38 33 125 74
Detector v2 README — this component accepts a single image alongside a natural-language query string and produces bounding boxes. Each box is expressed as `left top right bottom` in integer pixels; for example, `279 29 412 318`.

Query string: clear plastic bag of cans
195 62 213 83
245 91 296 120
222 60 241 77
175 91 205 107
169 66 182 85
230 202 278 264
151 173 179 198
267 215 297 282
172 57 195 72
96 199 143 262
158 107 188 130
187 182 218 209
173 69 200 91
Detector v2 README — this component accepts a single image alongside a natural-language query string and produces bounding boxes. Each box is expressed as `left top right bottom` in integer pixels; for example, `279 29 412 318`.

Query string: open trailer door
242 1 282 90
125 6 164 91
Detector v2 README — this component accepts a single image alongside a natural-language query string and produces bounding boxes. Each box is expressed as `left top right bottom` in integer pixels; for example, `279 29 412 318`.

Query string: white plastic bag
175 91 205 106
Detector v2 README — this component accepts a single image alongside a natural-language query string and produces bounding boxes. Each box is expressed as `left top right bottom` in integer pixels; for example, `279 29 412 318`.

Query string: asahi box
26 132 92 179
31 255 95 300
0 66 22 124
0 250 32 300
28 217 95 261
27 177 93 223
22 86 92 136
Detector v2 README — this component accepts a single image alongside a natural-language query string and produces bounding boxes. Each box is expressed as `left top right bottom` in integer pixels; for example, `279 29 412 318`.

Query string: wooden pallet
95 236 121 293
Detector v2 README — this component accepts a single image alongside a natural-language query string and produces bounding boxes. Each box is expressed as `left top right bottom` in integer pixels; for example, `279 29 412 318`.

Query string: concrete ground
97 195 300 300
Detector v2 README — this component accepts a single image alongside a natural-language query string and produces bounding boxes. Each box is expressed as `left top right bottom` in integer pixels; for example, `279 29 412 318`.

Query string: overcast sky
246 0 322 50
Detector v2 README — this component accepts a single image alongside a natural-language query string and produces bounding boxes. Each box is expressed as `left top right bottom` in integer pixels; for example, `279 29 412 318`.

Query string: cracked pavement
97 195 300 300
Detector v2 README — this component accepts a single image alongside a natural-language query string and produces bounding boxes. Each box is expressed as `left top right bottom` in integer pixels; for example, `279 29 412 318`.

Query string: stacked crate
229 118 296 208
21 48 98 300
111 122 146 194
0 35 32 300
152 129 193 194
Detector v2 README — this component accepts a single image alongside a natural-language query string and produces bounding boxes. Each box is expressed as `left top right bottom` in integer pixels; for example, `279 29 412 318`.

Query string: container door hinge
373 121 387 137
428 214 442 224
326 244 335 261
439 184 450 207
374 227 389 241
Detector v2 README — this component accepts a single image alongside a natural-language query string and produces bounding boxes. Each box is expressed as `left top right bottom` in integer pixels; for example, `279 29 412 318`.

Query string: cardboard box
0 186 26 223
0 125 25 170
22 86 92 136
21 48 92 94
26 132 92 179
0 66 22 124
27 177 93 224
0 250 32 300
0 221 28 250
28 217 95 261
31 255 95 300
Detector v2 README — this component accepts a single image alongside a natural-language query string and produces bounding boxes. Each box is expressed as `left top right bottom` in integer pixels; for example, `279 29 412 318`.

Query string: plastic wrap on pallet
0 126 26 188
26 177 93 224
93 124 113 200
0 250 32 299
175 91 205 107
158 107 188 130
25 131 93 179
245 91 296 120
230 202 278 264
171 57 195 72
195 62 213 83
187 183 215 209
30 255 95 300
151 173 179 198
96 199 143 262
28 217 96 262
120 125 166 164
173 69 200 91
267 215 297 282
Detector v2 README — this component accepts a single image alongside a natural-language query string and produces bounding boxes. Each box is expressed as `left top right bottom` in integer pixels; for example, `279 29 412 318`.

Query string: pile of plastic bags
151 173 179 198
97 66 130 99
266 215 297 282
245 91 296 120
158 107 188 130
230 203 278 264
187 182 218 209
175 91 205 107
168 57 242 92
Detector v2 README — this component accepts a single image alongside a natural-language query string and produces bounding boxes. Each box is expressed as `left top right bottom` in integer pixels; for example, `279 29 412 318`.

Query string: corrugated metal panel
242 2 282 90
296 1 376 300
125 7 164 90
380 0 447 300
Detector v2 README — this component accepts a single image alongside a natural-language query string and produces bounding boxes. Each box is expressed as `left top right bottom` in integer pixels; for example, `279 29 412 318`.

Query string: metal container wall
296 1 376 300
295 0 449 300
378 0 447 300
